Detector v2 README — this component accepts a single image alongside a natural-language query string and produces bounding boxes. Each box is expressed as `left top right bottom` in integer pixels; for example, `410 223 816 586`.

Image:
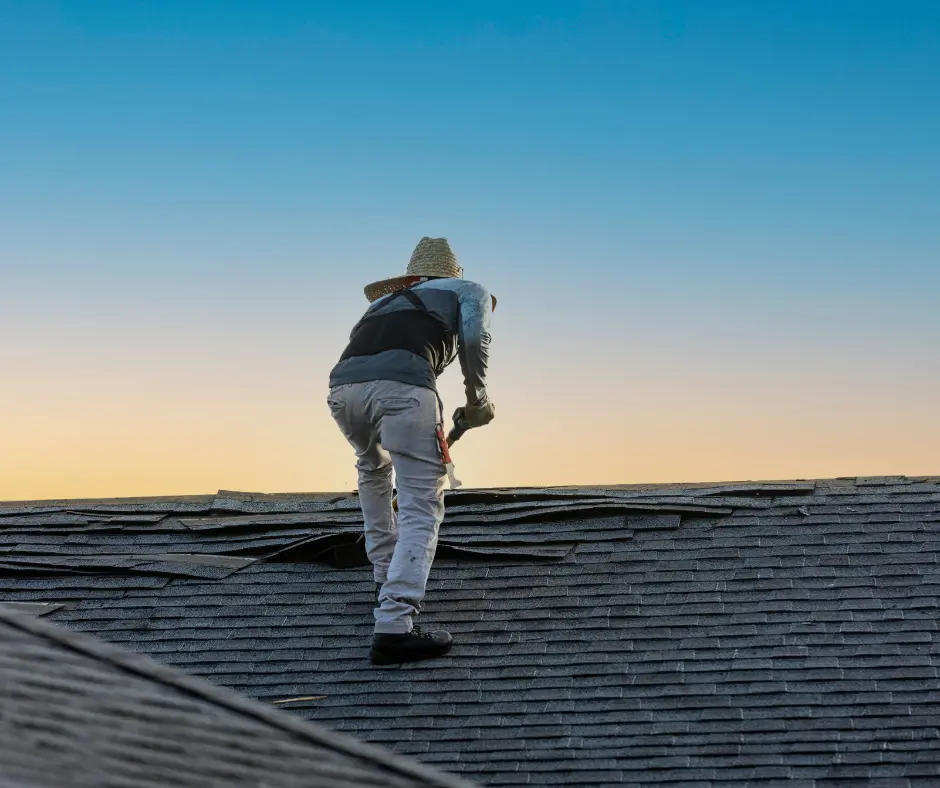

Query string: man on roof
327 237 496 665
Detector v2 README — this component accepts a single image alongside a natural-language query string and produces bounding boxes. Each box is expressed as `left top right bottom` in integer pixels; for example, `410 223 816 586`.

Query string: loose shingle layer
2 477 940 786
0 606 474 788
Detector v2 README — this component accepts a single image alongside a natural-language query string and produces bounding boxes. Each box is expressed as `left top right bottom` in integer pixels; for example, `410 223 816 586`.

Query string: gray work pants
327 380 446 634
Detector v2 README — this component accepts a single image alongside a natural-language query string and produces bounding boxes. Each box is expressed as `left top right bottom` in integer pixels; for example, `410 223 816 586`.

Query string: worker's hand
454 401 495 429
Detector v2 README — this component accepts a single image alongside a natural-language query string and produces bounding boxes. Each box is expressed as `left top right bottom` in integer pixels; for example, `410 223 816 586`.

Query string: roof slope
2 477 940 786
0 605 474 788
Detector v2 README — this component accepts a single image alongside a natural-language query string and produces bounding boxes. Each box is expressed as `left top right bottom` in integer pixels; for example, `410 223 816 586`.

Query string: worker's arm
455 280 493 407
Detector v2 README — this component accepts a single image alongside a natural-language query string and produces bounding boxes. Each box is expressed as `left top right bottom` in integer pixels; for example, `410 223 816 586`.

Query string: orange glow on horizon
3 348 937 501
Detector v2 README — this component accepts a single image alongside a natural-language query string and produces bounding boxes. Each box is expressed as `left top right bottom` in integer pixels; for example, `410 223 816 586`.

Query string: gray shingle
0 607 473 788
2 477 940 785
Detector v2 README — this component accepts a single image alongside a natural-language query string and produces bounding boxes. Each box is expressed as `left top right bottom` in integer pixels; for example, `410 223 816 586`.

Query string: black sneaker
370 626 454 665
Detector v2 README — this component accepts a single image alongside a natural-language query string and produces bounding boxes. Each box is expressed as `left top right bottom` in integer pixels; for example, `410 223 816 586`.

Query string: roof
0 606 475 788
2 476 940 786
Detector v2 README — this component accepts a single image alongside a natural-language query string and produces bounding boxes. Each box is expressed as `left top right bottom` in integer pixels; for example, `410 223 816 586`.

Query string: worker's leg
326 382 397 585
371 381 446 634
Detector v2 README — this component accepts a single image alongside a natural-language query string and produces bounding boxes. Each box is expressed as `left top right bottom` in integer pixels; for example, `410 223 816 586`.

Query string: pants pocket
327 397 353 444
377 396 437 460
376 398 421 453
376 397 420 414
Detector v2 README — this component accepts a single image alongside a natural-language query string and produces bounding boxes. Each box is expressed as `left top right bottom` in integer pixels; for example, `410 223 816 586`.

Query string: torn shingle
0 601 65 616
181 512 365 530
0 495 216 517
0 553 252 580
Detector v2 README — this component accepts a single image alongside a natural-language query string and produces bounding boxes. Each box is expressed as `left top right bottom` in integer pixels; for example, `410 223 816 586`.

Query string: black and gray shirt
328 278 493 406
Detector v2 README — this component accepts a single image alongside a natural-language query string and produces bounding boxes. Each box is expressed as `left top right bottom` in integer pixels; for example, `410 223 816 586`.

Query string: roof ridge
5 476 939 508
0 606 475 788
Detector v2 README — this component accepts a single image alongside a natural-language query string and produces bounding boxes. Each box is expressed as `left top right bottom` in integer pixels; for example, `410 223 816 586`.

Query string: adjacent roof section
2 476 940 786
0 605 475 788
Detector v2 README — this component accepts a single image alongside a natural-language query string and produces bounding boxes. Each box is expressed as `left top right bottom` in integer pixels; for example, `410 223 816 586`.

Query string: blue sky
1 1 938 497
4 2 938 297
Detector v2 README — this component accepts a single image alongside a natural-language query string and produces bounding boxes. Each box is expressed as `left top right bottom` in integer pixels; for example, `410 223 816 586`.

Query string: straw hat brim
364 275 425 303
363 276 497 311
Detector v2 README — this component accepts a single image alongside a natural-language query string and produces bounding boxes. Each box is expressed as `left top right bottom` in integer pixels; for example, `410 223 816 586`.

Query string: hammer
392 418 469 511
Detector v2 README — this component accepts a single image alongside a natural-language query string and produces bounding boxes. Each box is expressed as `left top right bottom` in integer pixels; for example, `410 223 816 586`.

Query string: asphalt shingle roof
0 604 474 788
2 476 940 786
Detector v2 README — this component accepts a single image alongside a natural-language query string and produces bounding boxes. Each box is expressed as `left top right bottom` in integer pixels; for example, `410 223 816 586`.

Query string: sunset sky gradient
2 1 938 500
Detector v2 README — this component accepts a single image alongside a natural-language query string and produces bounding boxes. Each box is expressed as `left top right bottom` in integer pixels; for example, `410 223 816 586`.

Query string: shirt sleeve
455 280 493 406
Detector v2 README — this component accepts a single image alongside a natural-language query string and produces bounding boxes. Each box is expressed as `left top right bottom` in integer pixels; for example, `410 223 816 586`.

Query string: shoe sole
370 644 453 666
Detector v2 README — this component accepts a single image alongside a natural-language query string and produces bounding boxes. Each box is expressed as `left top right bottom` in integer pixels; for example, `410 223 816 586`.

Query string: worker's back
329 276 493 407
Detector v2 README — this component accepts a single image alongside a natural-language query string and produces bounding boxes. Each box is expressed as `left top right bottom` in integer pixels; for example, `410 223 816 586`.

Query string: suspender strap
398 287 431 316
365 286 430 318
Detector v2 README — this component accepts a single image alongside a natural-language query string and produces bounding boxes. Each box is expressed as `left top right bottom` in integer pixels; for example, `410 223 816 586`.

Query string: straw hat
364 237 464 302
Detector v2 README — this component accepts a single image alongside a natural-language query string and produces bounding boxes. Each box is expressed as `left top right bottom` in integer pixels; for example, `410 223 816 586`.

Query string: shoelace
410 625 434 639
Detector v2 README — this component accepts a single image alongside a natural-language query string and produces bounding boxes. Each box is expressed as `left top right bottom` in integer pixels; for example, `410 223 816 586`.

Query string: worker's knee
358 460 392 480
396 487 444 520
